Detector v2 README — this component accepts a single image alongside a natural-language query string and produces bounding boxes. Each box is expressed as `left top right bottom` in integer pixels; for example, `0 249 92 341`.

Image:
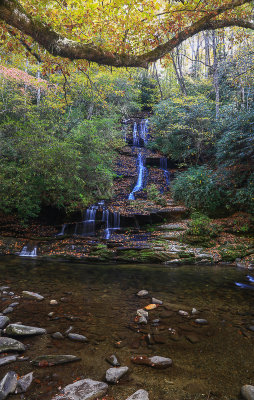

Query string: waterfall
83 205 97 236
19 246 37 257
160 157 170 187
57 223 66 236
140 119 149 144
102 208 120 239
128 152 146 200
122 120 127 142
133 122 139 146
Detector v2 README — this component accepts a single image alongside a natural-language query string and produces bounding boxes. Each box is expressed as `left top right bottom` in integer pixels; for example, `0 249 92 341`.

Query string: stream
1 257 254 399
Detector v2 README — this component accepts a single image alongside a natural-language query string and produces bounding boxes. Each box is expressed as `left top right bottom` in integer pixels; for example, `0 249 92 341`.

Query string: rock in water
67 333 88 342
15 372 33 394
105 354 121 367
22 291 44 301
241 385 254 400
5 324 46 337
31 355 81 367
195 319 208 325
137 290 149 298
131 355 172 369
105 366 129 384
52 379 108 400
0 355 17 367
0 337 25 353
151 298 163 305
0 317 9 329
126 389 149 400
0 371 17 400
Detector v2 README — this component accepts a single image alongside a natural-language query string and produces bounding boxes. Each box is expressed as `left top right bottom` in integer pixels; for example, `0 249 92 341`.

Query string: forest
0 1 254 400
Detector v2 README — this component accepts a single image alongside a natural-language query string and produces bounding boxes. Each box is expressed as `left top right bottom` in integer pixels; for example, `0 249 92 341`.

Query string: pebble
31 354 81 366
195 319 208 325
126 389 149 400
137 309 148 318
2 307 13 315
192 308 199 315
0 355 17 367
178 310 189 316
105 366 128 384
67 333 88 342
151 297 163 305
48 312 54 317
0 287 10 291
8 303 19 308
51 332 64 340
50 300 58 305
241 385 254 400
137 290 149 297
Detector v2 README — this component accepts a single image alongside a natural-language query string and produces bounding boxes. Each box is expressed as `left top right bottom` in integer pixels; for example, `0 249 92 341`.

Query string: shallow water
0 256 254 400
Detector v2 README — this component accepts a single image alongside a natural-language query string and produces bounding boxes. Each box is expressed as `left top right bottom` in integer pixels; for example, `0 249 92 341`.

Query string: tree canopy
0 0 254 68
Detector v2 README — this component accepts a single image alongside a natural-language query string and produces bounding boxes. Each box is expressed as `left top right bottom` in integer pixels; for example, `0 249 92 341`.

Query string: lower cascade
19 246 37 257
160 157 170 188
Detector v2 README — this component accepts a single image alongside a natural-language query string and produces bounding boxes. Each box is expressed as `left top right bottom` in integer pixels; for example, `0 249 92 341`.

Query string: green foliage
187 212 219 237
149 93 215 163
172 166 225 216
146 184 167 207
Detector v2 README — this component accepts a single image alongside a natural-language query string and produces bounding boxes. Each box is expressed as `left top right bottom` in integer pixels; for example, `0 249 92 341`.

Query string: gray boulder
0 337 25 353
241 385 254 400
105 366 128 384
32 354 80 366
22 291 44 301
67 333 88 342
52 378 108 400
0 317 9 329
0 371 17 400
5 324 46 337
0 355 17 367
15 372 33 394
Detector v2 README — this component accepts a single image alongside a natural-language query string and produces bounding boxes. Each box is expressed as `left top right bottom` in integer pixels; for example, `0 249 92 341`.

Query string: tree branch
0 0 253 68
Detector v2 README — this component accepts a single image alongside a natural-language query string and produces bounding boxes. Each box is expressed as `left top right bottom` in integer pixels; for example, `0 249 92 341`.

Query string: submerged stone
0 371 17 400
126 389 149 400
0 316 9 329
52 378 108 400
105 366 128 384
5 324 46 337
195 319 208 325
137 290 149 297
0 337 25 353
31 354 81 367
131 355 172 369
2 307 13 315
106 354 121 367
22 291 44 301
67 333 88 342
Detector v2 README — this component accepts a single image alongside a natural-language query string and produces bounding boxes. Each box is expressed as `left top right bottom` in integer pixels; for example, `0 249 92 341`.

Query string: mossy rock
182 234 214 248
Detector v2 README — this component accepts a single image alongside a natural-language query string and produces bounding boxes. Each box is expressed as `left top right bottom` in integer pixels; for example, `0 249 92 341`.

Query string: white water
57 223 67 236
102 209 120 239
128 152 146 200
160 157 170 187
83 206 97 236
133 122 139 146
140 119 149 144
19 246 37 257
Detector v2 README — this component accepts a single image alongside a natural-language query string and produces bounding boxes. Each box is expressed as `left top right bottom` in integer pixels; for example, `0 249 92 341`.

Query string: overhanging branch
0 0 253 67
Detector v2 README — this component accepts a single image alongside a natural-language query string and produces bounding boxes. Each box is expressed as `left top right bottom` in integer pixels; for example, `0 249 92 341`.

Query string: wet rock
151 298 163 305
5 324 47 337
8 303 19 308
137 315 147 325
0 287 10 292
52 379 108 400
50 300 58 305
0 355 17 367
179 310 189 316
192 308 199 315
241 385 254 400
22 291 44 301
51 332 64 340
131 355 172 369
137 290 149 298
67 333 88 342
126 389 149 400
247 325 254 332
15 372 33 394
0 371 17 400
64 326 73 335
48 312 54 317
106 354 121 367
0 337 25 353
2 307 13 315
31 354 81 367
137 309 148 318
105 366 128 384
195 319 208 325
0 316 9 329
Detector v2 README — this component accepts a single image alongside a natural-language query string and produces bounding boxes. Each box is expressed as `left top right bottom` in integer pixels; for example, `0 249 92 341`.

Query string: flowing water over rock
1 257 254 399
128 152 147 200
19 246 37 257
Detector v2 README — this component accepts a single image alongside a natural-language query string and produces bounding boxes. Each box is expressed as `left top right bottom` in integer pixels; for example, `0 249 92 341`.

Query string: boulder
131 355 172 369
31 354 81 367
0 317 9 329
22 291 44 301
52 379 108 400
16 372 33 394
0 337 25 353
105 366 129 384
5 324 46 337
126 389 149 400
241 385 254 400
0 371 17 400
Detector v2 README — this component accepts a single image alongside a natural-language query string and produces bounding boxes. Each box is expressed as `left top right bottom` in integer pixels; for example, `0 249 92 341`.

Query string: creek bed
0 256 254 399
